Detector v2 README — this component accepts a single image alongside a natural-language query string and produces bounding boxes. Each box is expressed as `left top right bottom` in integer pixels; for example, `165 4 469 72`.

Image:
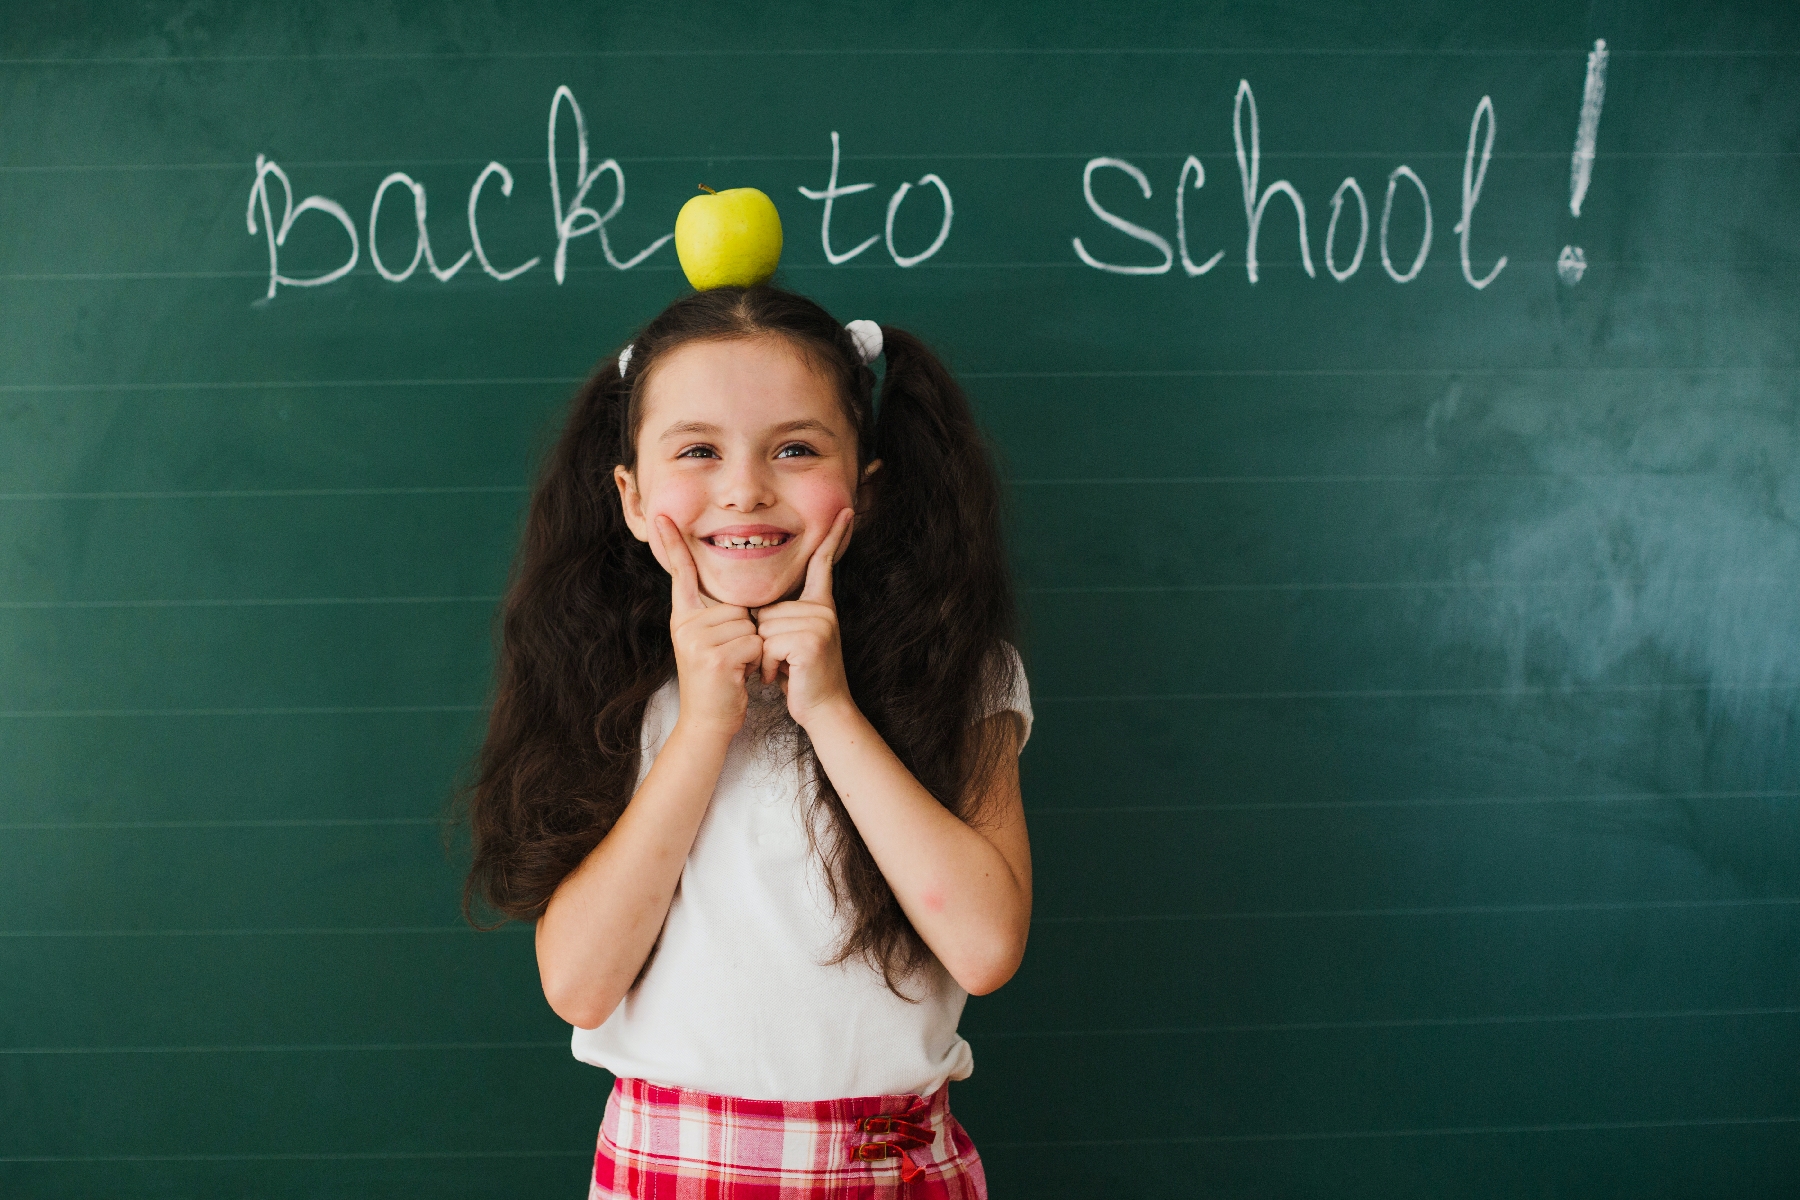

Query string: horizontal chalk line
0 477 1761 503
8 578 1791 609
0 925 526 938
976 1006 1800 1039
1033 898 1800 924
0 579 1786 607
1 471 1764 494
0 366 1791 393
9 790 1794 832
14 789 1799 833
1 46 1792 65
6 898 1793 938
0 486 524 500
0 255 1792 280
11 1008 1798 1055
11 1117 1798 1162
0 1150 584 1164
7 681 1795 718
1037 683 1800 703
2 149 1794 174
0 706 485 718
0 596 503 609
1026 578 1800 595
0 817 442 831
0 1041 565 1056
11 1118 1795 1162
6 259 1795 283
0 376 582 393
986 1115 1800 1149
1030 790 1800 815
960 367 1798 379
1010 472 1764 484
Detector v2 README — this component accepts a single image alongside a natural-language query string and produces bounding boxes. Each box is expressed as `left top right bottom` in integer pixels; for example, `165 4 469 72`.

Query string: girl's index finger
800 508 854 605
654 515 706 614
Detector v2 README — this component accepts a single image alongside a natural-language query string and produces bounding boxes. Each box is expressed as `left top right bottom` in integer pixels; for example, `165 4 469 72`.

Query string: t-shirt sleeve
977 641 1032 752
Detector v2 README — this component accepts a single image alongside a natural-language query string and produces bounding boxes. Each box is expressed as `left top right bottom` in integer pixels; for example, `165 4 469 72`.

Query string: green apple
674 186 783 290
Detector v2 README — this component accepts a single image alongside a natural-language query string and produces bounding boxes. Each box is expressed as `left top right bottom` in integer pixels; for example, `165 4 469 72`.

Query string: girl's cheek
785 477 857 565
787 474 857 531
642 476 710 534
634 478 707 575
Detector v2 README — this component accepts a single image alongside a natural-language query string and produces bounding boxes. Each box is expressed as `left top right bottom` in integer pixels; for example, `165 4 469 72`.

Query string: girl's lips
696 525 795 560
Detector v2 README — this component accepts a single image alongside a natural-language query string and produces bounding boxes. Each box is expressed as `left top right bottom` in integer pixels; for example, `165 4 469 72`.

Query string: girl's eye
775 443 817 459
676 445 719 459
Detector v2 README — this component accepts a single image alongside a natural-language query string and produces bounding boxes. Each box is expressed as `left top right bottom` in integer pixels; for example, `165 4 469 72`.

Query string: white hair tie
845 320 883 366
617 344 635 378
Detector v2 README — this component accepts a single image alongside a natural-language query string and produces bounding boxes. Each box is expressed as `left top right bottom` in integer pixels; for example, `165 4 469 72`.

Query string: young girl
464 284 1031 1198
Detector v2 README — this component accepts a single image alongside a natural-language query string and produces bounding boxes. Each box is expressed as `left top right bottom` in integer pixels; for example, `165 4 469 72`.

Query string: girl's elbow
958 965 1015 996
545 996 591 1030
544 983 618 1031
539 963 622 1030
950 927 1029 996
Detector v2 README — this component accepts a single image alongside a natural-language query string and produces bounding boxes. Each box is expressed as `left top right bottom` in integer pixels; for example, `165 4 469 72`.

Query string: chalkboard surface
4 2 1798 1197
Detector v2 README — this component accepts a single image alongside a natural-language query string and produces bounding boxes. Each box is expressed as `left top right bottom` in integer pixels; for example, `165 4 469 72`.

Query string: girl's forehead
639 337 850 438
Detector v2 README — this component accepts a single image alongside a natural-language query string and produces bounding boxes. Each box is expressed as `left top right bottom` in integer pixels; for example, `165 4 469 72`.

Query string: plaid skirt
589 1077 987 1199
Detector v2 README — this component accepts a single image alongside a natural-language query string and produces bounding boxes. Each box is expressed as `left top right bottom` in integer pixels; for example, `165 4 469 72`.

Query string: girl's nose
715 457 777 512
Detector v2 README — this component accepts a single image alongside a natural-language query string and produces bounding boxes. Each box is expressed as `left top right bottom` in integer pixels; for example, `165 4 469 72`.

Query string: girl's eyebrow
657 418 839 441
768 419 838 439
658 420 721 440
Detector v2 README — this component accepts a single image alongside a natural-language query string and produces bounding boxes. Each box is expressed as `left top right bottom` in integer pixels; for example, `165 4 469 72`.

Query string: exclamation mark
1558 39 1609 285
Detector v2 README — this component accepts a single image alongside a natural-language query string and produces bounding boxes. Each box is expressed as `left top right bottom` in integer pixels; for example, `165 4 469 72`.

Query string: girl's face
615 336 871 609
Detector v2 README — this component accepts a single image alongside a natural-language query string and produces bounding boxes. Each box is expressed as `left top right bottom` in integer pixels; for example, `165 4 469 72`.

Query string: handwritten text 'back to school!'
246 82 1511 302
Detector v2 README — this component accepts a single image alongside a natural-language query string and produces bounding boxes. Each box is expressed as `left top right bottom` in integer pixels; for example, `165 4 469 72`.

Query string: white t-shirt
570 650 1031 1101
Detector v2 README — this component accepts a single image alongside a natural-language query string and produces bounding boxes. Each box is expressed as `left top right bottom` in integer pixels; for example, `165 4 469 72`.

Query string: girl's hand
754 508 854 730
656 515 762 739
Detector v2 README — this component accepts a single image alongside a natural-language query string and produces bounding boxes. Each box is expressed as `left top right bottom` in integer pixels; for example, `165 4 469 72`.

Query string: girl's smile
698 524 796 558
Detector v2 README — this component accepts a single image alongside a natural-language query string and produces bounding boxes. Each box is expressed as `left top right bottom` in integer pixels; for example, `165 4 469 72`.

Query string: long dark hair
462 284 1017 991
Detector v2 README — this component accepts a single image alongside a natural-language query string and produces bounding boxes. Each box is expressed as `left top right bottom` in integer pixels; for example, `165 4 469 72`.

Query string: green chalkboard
4 2 1798 1196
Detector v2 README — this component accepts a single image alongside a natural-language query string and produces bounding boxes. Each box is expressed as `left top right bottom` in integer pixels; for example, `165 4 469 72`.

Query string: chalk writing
549 85 671 281
241 44 1612 301
1067 84 1527 289
1455 96 1507 290
1235 81 1314 284
798 133 956 267
248 92 956 298
370 172 470 282
1325 177 1368 282
797 131 881 264
1380 166 1432 283
1560 38 1610 284
885 173 954 268
246 155 359 301
1176 156 1225 276
468 162 541 281
1072 157 1172 275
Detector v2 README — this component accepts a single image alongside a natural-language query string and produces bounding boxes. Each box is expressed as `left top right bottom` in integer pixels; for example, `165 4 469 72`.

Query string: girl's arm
803 704 1031 996
755 510 1032 995
534 518 762 1029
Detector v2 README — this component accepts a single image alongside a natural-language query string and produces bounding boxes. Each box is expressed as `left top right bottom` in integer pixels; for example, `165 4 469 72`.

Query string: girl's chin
699 572 803 610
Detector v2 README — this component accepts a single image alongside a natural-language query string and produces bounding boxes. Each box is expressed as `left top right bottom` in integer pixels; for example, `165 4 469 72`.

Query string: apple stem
698 184 717 194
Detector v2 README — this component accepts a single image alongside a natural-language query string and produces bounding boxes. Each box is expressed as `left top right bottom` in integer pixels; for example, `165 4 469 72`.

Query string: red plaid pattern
589 1077 987 1198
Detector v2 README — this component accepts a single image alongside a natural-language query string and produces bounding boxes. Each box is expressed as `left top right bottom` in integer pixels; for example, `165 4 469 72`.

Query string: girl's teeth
712 534 784 549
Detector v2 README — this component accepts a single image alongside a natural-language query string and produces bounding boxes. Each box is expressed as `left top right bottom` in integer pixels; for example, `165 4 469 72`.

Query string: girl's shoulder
639 674 682 756
979 641 1033 749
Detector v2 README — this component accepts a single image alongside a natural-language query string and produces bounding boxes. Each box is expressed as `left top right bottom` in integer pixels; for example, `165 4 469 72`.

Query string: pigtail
826 325 1020 990
461 355 672 926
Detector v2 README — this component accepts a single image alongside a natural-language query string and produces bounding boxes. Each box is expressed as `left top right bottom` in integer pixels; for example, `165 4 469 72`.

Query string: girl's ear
855 458 883 514
613 465 651 542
